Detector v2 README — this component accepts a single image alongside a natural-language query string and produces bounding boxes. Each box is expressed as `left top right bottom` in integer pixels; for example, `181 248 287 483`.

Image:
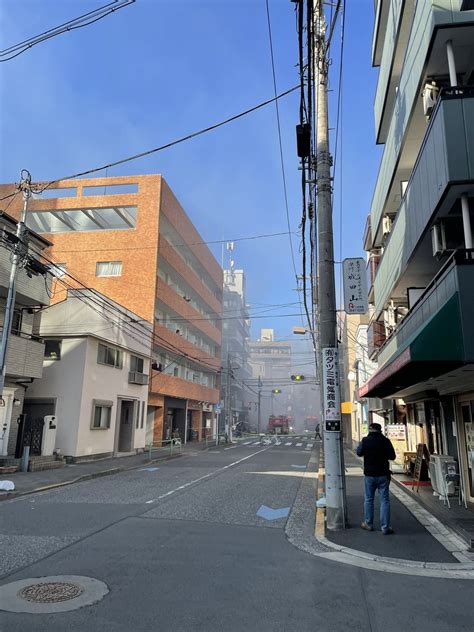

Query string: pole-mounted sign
342 257 368 314
322 347 341 432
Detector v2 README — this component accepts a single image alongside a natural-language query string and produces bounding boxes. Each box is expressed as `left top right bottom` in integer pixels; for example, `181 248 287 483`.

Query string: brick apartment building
0 174 222 444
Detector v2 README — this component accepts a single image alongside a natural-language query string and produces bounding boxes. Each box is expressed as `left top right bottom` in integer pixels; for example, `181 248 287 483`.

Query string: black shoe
382 527 395 535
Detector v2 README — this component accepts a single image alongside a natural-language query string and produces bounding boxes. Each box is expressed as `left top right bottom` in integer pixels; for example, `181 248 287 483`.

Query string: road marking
145 446 270 504
257 505 290 521
252 441 261 445
296 443 303 447
243 441 252 445
306 443 313 448
138 467 160 472
291 464 306 469
285 442 292 446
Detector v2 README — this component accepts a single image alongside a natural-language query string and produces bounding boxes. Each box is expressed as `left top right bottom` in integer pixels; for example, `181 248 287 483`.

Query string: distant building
248 329 292 431
361 3 474 504
221 269 251 433
0 174 223 445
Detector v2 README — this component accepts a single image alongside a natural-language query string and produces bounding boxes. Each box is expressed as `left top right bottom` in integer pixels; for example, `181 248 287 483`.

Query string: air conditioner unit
431 222 447 258
382 216 392 238
422 82 439 118
128 371 149 385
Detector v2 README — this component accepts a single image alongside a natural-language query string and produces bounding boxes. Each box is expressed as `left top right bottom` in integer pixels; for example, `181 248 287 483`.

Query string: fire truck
268 415 290 435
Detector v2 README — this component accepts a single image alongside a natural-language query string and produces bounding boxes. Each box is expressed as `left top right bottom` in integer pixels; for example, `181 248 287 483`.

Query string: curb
0 452 183 503
308 452 474 578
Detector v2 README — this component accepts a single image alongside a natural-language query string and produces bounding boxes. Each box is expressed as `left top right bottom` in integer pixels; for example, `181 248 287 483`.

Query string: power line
0 0 135 62
41 230 294 253
264 1 300 287
33 85 299 194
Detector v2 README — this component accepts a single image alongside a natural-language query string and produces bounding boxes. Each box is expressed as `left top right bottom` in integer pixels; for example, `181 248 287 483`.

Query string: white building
26 289 152 461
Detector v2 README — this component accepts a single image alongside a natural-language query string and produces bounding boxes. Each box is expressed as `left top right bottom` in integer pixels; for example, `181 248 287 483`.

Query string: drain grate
18 582 84 603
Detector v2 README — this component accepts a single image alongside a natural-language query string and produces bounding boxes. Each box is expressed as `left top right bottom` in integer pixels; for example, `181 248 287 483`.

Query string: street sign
322 347 341 432
342 257 368 314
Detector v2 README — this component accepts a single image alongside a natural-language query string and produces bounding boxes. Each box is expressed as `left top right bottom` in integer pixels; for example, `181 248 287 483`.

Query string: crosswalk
241 436 317 450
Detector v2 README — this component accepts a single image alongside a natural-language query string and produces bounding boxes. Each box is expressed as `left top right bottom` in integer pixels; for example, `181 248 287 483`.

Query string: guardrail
205 433 228 447
147 439 182 460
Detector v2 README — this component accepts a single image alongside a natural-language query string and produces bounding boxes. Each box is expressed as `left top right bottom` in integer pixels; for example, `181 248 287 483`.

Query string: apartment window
96 261 122 277
141 400 145 429
130 355 144 373
173 366 179 377
11 310 22 335
91 401 112 429
97 343 123 368
44 340 61 360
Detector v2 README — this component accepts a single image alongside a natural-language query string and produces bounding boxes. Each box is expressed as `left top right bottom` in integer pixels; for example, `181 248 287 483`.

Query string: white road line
285 442 292 446
306 443 313 448
243 441 252 445
296 443 303 447
145 446 270 504
252 441 261 445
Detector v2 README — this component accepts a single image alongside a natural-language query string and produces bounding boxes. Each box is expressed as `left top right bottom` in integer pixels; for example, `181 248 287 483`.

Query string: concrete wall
26 338 87 456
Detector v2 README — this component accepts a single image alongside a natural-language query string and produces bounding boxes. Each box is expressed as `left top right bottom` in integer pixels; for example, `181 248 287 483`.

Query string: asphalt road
0 442 473 631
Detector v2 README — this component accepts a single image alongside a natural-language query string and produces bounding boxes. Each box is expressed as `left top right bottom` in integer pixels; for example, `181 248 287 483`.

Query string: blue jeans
364 475 391 531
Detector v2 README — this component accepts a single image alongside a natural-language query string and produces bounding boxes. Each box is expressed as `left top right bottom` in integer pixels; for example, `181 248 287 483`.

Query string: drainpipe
446 40 457 87
461 195 473 249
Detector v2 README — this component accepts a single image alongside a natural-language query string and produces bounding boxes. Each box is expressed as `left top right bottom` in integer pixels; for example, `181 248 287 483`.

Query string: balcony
371 1 474 243
360 250 474 398
0 247 51 307
374 0 415 143
128 371 149 385
367 255 381 303
2 330 45 379
372 0 390 67
373 89 474 318
367 319 386 360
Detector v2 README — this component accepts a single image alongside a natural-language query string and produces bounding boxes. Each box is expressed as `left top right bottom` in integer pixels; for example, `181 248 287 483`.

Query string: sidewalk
323 450 460 563
0 441 210 501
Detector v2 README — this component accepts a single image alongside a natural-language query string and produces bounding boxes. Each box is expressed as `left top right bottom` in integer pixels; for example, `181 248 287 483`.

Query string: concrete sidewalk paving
0 441 212 501
323 450 465 564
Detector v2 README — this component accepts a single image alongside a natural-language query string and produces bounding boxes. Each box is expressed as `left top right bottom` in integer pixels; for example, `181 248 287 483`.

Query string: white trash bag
0 480 15 491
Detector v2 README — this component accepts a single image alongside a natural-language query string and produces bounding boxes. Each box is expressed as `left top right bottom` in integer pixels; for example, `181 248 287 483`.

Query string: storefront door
460 400 474 501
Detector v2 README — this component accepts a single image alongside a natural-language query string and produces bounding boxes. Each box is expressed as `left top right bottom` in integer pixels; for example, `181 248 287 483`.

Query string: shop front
456 394 474 504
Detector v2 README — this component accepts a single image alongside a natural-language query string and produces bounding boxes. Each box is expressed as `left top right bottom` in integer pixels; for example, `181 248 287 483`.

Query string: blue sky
0 0 382 345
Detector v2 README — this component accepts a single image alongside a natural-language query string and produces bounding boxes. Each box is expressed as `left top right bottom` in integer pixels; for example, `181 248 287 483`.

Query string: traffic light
272 389 282 394
291 375 305 381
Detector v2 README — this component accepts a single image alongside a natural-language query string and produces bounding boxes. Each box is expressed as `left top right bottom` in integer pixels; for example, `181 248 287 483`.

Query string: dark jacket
356 432 396 477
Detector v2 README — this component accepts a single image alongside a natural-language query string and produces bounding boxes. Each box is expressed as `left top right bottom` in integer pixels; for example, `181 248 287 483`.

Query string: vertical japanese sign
343 258 368 314
323 347 341 432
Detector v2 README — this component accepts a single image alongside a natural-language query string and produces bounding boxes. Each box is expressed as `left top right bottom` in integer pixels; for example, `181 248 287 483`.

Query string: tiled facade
0 175 222 444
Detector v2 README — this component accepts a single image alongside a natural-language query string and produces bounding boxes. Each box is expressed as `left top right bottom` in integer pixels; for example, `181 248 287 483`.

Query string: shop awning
358 295 465 399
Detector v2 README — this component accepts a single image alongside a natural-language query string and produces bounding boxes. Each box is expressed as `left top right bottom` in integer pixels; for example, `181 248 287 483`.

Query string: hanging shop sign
322 347 341 432
343 257 368 314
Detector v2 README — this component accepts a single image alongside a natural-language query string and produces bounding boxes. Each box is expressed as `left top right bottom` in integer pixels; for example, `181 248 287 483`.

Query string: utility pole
225 352 232 442
257 375 262 434
0 171 32 398
314 2 346 530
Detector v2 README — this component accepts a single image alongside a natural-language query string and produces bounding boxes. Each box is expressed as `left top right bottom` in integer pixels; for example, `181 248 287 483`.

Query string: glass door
461 401 474 501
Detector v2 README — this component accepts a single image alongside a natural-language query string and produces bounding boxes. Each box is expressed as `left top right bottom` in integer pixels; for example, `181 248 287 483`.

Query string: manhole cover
19 582 84 603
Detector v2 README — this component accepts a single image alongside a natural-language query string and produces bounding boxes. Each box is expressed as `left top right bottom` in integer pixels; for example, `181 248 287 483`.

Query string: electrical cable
0 0 135 62
264 1 300 287
33 85 299 195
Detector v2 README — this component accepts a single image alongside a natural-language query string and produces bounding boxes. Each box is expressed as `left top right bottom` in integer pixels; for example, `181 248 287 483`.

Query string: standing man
356 422 396 535
314 423 322 440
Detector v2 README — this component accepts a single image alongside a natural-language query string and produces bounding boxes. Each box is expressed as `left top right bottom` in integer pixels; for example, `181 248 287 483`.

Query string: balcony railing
373 88 474 318
128 371 149 385
0 328 45 379
367 319 386 360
